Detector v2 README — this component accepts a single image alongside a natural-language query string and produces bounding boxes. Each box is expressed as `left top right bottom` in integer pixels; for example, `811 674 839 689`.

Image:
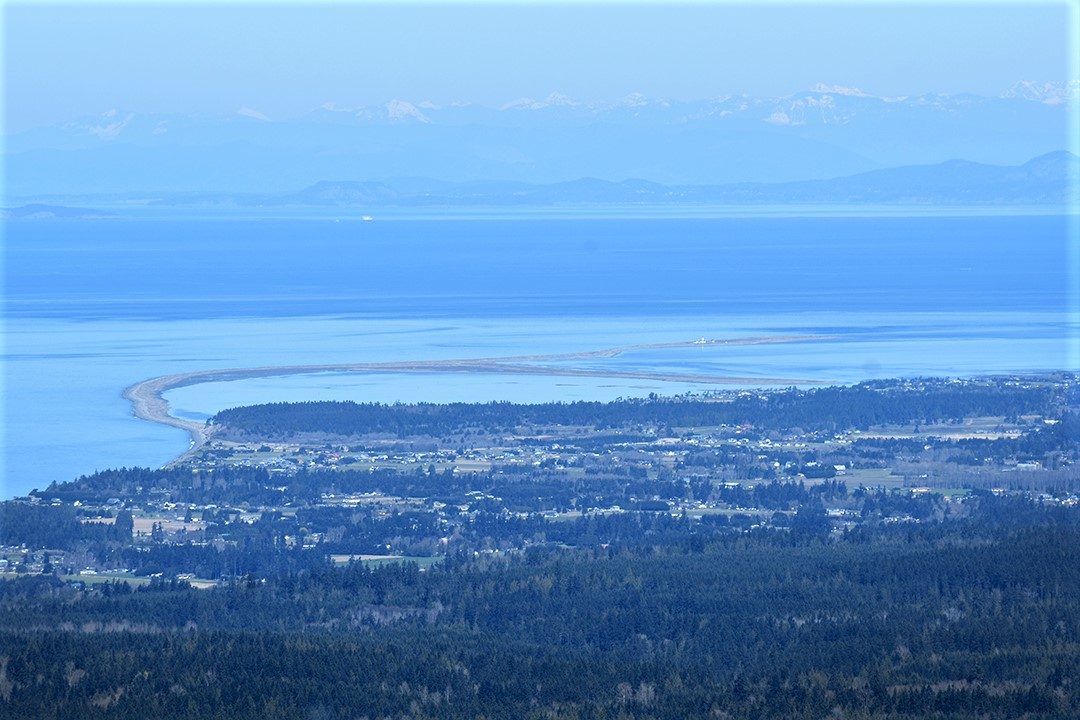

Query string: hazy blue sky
3 1 1076 132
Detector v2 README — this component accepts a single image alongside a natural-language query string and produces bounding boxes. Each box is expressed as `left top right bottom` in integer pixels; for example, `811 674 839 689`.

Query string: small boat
362 215 374 221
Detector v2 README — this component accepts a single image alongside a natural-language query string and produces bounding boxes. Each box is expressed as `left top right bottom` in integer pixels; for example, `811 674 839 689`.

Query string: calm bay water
3 213 1077 498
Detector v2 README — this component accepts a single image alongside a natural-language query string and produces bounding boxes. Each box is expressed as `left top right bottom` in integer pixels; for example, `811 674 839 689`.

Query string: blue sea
3 211 1078 498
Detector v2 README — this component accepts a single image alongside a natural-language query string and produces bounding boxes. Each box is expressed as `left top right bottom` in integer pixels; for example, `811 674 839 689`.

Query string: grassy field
842 467 905 488
57 572 151 586
683 507 790 518
849 416 1025 441
330 554 442 570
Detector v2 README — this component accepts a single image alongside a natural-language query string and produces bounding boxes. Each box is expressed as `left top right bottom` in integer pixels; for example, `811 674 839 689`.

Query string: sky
2 1 1076 133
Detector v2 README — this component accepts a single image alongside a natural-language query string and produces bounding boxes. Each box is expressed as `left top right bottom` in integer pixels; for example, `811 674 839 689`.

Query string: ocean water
3 213 1077 498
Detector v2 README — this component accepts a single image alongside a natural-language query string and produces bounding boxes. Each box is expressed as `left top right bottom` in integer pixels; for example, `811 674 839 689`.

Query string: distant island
1 203 116 220
6 152 1076 214
244 150 1078 208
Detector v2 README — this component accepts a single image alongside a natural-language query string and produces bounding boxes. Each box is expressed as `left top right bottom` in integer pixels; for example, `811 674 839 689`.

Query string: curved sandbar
123 335 832 459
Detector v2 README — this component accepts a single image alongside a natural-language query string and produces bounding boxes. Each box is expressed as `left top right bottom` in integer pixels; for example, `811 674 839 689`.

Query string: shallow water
3 213 1077 498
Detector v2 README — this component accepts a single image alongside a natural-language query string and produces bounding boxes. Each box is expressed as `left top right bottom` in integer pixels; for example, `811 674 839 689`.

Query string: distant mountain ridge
4 84 1075 196
21 151 1068 211
708 150 1079 205
1 203 116 219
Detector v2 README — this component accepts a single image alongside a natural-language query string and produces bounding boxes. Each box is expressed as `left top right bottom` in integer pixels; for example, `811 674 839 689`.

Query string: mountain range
4 152 1074 214
127 150 1080 208
4 82 1076 198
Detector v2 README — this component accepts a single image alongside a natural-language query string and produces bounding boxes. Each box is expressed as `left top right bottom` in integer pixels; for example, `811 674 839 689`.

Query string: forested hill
2 509 1080 718
211 376 1068 439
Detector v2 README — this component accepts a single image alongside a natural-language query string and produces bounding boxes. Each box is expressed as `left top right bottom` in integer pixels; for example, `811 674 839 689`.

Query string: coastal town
4 374 1076 587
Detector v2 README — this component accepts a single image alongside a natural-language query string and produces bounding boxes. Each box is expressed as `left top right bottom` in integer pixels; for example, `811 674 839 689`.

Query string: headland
122 335 833 461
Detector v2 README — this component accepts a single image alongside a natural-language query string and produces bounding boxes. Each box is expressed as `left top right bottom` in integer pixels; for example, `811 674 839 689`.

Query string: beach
122 335 831 460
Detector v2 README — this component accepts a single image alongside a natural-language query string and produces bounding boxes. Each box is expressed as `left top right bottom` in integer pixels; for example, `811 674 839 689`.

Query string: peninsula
122 335 831 458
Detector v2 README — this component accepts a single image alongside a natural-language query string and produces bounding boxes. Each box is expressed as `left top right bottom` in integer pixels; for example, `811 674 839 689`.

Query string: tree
112 510 134 543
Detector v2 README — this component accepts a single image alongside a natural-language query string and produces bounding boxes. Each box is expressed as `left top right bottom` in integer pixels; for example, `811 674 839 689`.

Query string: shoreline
122 335 833 463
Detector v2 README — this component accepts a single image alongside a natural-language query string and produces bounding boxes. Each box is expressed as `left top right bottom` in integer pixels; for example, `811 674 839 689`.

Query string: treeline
0 503 132 549
211 376 1065 439
31 463 844 513
2 503 1079 718
849 412 1080 463
38 466 275 504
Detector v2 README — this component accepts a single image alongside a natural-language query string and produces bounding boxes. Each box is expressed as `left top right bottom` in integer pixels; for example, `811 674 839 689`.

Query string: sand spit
122 335 832 460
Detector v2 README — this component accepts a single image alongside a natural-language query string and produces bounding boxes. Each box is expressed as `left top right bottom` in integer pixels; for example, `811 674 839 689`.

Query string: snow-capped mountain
4 84 1074 196
1001 80 1080 105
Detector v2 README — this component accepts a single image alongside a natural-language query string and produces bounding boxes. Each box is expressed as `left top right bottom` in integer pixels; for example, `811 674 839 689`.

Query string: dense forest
2 500 1079 718
211 376 1070 440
